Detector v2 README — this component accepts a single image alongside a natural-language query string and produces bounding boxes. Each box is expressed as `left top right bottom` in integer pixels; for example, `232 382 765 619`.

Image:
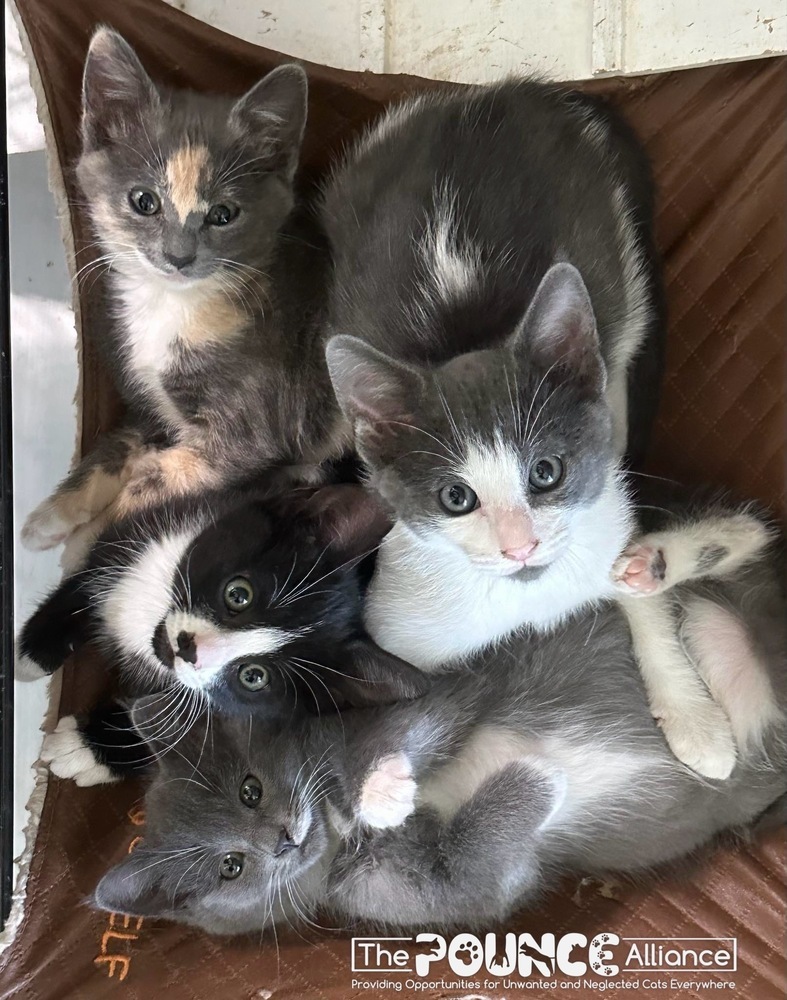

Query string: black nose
274 829 298 857
164 251 196 271
152 620 174 668
176 631 197 664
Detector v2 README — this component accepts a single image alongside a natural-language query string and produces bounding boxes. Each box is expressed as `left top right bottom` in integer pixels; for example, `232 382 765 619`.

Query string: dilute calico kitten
22 28 341 566
19 484 428 781
92 550 787 934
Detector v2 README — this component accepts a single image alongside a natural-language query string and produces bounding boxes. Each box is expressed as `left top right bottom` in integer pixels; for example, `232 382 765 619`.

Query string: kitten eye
529 455 565 491
239 774 263 808
224 577 254 612
129 188 161 216
206 204 237 226
438 483 479 516
238 663 271 691
219 852 244 880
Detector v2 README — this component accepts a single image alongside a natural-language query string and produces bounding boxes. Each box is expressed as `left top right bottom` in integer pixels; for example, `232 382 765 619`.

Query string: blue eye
529 456 565 491
439 483 478 515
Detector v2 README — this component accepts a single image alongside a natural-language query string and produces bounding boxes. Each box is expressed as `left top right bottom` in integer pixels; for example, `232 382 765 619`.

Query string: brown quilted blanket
3 0 785 997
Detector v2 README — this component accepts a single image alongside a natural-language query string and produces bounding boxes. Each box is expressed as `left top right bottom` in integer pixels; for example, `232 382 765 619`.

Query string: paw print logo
455 943 481 966
604 966 614 976
592 961 602 971
600 934 611 944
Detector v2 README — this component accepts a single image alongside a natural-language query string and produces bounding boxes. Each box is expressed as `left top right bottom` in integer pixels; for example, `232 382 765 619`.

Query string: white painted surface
5 2 79 867
167 0 786 81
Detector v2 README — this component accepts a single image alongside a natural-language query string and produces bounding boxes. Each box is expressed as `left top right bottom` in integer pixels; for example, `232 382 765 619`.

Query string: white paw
655 701 738 780
21 499 73 552
41 716 119 787
611 543 667 596
358 753 416 829
14 645 49 682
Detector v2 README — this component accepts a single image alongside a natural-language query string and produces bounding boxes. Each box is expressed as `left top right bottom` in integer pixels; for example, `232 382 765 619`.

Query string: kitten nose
176 631 197 664
502 540 539 563
164 251 196 271
274 829 298 856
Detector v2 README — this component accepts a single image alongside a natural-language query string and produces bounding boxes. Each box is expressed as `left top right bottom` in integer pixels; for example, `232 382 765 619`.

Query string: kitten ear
230 64 308 180
511 263 606 393
326 336 426 437
94 849 180 918
328 638 431 708
303 485 392 559
81 28 159 150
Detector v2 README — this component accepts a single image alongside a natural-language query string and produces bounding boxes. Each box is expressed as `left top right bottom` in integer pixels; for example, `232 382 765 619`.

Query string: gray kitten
94 552 786 934
22 29 342 566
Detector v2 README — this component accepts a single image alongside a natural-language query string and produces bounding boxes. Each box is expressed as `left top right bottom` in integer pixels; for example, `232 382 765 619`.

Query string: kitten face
94 710 333 933
77 29 307 284
100 486 428 716
327 264 617 578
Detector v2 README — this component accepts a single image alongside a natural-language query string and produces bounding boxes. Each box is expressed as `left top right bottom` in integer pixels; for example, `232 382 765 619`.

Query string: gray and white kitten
320 81 662 663
93 551 787 934
22 28 341 566
319 82 771 777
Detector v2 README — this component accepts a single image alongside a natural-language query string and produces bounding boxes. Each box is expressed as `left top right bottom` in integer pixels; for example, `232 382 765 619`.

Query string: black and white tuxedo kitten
22 28 340 566
92 550 787 934
19 485 428 781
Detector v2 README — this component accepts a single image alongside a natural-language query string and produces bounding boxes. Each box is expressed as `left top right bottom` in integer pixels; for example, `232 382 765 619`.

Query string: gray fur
94 553 787 934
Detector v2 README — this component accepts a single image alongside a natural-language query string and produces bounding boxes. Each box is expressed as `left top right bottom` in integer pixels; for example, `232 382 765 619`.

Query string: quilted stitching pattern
3 0 785 995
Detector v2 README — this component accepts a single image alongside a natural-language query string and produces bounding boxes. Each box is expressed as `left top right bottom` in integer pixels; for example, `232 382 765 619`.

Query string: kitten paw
14 646 49 682
41 716 120 787
655 702 737 780
21 500 73 551
611 544 667 596
358 753 416 829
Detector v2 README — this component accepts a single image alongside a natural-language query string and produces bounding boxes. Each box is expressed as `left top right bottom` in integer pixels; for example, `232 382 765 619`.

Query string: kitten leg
621 595 737 779
42 703 153 786
329 762 557 927
21 427 148 551
16 577 92 680
612 510 772 597
681 597 783 753
111 446 222 519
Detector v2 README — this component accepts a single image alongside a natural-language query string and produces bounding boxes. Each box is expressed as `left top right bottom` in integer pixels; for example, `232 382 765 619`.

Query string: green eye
439 483 478 516
529 456 565 491
223 577 254 612
129 187 160 216
219 852 244 880
206 204 237 226
237 663 270 692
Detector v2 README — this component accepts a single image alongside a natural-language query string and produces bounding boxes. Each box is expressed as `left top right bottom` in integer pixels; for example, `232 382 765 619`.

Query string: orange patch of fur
166 144 209 222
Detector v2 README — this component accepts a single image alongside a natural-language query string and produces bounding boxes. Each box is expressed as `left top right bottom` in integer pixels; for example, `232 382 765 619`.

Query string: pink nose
502 540 539 563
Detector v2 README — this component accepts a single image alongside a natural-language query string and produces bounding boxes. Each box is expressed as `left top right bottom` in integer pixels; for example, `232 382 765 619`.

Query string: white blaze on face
102 528 201 676
164 610 301 690
437 437 578 574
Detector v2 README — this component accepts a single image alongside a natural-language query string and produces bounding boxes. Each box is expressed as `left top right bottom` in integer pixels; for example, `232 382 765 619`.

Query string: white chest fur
364 477 632 669
113 272 235 432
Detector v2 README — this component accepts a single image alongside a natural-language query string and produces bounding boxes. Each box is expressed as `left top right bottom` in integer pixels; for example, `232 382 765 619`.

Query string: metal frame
0 9 16 932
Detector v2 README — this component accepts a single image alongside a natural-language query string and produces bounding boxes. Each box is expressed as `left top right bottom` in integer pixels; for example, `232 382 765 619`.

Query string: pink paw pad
612 544 667 595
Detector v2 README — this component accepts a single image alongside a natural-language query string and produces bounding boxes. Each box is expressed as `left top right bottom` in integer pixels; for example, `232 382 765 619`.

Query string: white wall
5 1 79 867
167 0 787 81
